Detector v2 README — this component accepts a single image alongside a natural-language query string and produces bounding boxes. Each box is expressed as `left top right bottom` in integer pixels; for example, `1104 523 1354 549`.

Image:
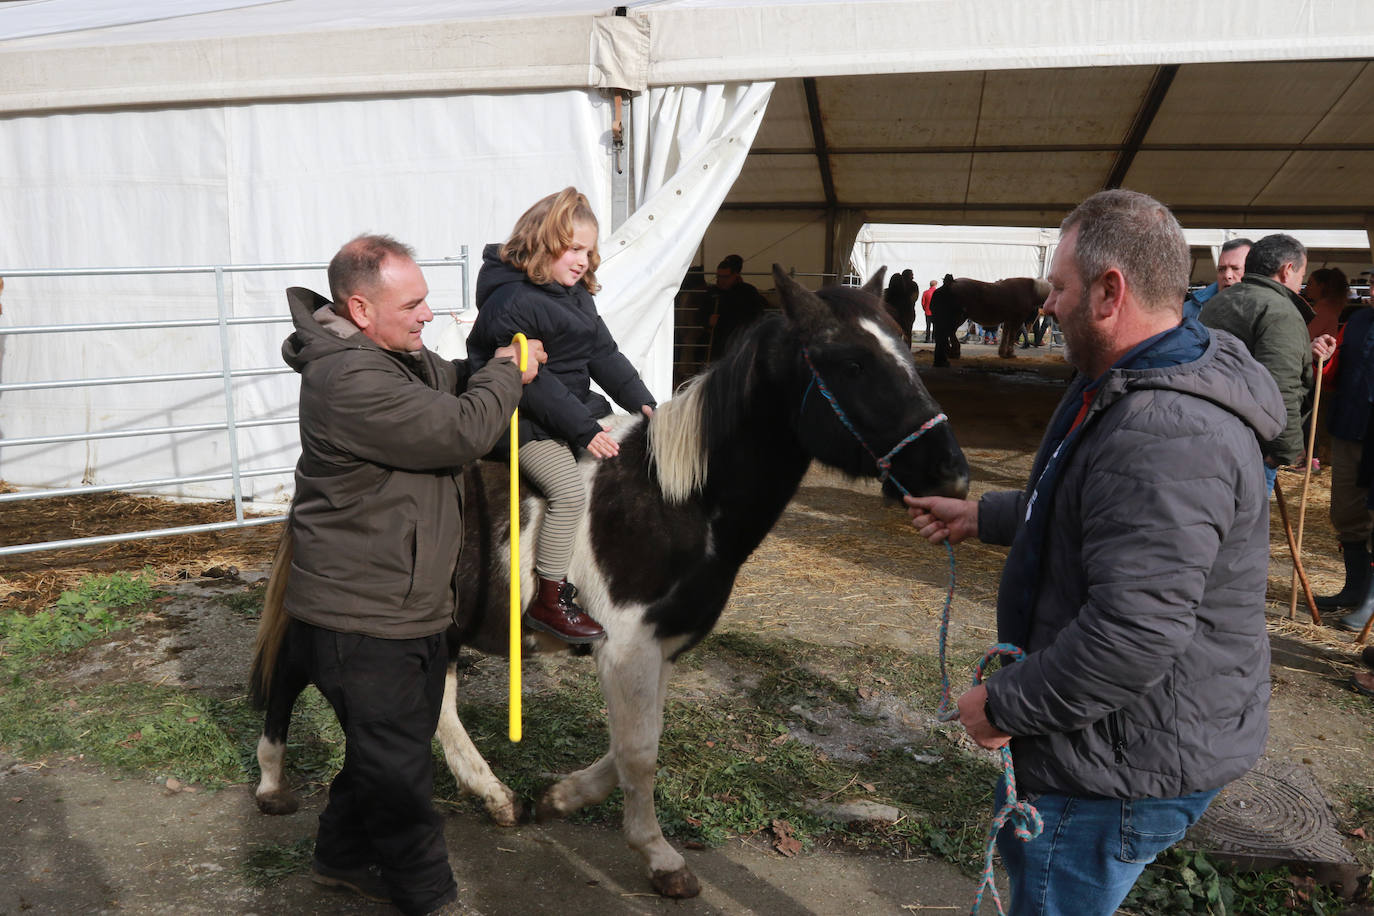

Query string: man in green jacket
1199 233 1335 491
282 234 539 915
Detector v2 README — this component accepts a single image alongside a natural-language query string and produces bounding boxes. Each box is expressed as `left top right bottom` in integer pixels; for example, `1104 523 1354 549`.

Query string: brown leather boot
525 577 605 643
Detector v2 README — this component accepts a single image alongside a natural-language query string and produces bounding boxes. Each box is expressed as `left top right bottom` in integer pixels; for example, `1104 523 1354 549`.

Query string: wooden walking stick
1274 478 1322 624
1288 354 1327 619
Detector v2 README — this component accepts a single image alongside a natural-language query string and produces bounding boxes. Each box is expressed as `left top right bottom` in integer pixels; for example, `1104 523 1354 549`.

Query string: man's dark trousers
292 618 457 915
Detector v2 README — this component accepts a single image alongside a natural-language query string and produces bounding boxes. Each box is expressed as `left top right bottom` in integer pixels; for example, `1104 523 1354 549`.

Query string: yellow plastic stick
509 333 528 742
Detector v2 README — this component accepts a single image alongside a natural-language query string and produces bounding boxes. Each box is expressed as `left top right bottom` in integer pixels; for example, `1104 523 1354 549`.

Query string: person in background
921 279 937 343
1306 267 1350 342
905 189 1284 916
703 253 769 360
1199 233 1336 491
1315 285 1374 626
1183 237 1251 321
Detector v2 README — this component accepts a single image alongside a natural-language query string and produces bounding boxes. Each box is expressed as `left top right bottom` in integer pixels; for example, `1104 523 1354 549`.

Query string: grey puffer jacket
281 287 523 639
978 330 1284 799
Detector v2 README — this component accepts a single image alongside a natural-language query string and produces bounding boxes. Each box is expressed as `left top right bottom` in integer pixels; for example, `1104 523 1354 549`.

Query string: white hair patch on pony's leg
255 735 284 797
436 664 520 826
858 316 917 382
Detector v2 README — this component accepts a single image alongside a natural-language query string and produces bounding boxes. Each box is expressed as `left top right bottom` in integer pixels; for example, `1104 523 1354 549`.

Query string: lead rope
800 346 1039 914
935 545 1041 916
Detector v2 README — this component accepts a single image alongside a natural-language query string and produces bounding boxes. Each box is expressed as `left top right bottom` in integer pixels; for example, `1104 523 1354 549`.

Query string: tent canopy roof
4 0 1372 230
734 60 1374 229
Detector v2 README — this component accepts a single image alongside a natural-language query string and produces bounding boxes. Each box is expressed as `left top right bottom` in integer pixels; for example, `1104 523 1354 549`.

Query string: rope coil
936 543 1042 916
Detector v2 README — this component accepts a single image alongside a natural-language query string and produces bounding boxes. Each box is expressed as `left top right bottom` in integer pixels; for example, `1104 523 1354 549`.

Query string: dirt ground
1 340 1371 915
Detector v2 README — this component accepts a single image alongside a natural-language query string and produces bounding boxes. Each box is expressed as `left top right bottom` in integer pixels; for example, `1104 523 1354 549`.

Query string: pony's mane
647 373 708 503
647 315 781 503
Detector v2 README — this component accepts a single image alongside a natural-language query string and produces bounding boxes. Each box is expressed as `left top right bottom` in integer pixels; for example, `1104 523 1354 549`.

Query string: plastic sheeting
6 1 1371 115
0 82 770 500
851 225 1054 289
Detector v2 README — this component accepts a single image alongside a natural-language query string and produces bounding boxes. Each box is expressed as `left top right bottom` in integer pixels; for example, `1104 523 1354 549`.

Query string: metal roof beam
803 77 836 209
1104 64 1179 190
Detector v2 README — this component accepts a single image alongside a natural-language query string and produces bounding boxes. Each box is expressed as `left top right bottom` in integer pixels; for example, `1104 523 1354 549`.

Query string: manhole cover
1192 756 1357 867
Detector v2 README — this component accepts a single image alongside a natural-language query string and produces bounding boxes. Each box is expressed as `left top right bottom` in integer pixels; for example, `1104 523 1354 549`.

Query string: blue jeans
1264 463 1278 493
996 778 1219 916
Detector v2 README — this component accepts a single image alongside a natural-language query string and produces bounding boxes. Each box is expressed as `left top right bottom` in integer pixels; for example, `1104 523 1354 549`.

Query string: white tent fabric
5 0 1369 113
852 225 1055 288
0 81 768 499
1 0 1370 504
600 81 773 398
852 224 1374 295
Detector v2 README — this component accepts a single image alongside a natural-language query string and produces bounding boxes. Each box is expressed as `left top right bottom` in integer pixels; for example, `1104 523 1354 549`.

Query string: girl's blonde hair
500 187 601 293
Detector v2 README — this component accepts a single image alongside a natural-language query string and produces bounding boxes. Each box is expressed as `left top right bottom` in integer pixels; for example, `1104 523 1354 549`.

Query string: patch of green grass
1124 848 1346 915
217 583 267 618
0 670 344 790
242 835 315 887
0 569 156 663
1333 783 1374 869
455 634 999 871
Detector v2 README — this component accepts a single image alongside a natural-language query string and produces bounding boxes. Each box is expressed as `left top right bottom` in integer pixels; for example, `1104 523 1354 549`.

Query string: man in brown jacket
281 234 539 915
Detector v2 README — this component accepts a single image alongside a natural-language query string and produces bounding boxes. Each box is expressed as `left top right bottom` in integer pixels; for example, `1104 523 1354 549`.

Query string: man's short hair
1059 189 1189 312
717 254 744 274
1245 234 1307 280
1221 237 1253 255
328 234 416 307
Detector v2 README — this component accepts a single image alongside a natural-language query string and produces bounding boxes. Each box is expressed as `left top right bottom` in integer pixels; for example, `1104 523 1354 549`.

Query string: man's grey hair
1244 234 1307 280
328 234 416 309
1221 237 1253 255
1059 189 1190 312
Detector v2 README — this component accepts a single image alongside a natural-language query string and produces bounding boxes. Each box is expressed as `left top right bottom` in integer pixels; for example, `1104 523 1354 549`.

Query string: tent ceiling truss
723 59 1374 232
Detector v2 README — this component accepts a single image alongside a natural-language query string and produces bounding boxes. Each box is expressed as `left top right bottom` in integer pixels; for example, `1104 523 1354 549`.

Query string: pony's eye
844 360 862 378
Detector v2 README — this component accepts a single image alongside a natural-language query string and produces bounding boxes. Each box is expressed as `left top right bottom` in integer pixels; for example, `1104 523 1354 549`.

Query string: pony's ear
862 266 887 299
773 264 830 339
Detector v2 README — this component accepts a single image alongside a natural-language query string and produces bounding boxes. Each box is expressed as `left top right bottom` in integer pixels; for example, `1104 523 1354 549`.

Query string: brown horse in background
930 275 1050 366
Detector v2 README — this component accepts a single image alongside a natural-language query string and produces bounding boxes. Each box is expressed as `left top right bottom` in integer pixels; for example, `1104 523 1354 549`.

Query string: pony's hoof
255 789 299 816
485 796 523 827
534 797 564 824
651 867 700 898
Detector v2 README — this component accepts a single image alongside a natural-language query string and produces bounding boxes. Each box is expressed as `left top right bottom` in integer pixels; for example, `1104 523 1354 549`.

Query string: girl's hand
586 431 619 459
641 404 655 418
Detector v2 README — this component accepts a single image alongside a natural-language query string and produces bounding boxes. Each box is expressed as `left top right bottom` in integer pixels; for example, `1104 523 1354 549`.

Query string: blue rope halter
800 347 947 497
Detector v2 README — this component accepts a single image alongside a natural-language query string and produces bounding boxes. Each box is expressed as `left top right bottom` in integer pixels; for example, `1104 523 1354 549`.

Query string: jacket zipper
1108 711 1127 764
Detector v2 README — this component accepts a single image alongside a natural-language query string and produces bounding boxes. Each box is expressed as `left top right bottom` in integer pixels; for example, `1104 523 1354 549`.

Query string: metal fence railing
0 251 469 558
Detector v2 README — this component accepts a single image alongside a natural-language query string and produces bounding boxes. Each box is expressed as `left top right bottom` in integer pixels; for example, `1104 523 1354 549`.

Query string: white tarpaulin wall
0 82 769 499
2 0 1369 503
853 224 1374 292
852 225 1054 289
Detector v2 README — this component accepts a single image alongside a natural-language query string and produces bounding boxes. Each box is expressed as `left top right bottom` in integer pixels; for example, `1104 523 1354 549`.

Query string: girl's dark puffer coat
467 244 655 449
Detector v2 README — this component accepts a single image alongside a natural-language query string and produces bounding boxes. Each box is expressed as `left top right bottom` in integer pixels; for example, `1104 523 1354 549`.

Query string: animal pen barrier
0 252 470 558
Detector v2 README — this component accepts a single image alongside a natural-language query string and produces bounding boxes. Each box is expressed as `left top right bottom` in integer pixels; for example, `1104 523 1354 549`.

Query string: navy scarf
998 318 1211 648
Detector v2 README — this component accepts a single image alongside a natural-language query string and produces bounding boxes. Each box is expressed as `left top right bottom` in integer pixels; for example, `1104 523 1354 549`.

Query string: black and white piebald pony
250 265 969 899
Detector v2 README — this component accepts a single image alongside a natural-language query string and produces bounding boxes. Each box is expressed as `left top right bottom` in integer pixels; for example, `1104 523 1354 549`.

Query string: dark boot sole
310 869 391 904
522 613 606 644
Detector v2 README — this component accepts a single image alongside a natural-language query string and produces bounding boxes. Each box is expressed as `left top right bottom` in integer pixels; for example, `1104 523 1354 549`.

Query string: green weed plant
0 569 155 661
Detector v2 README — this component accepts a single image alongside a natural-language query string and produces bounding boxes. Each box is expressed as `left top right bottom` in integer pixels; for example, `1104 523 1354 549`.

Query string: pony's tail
248 526 293 710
